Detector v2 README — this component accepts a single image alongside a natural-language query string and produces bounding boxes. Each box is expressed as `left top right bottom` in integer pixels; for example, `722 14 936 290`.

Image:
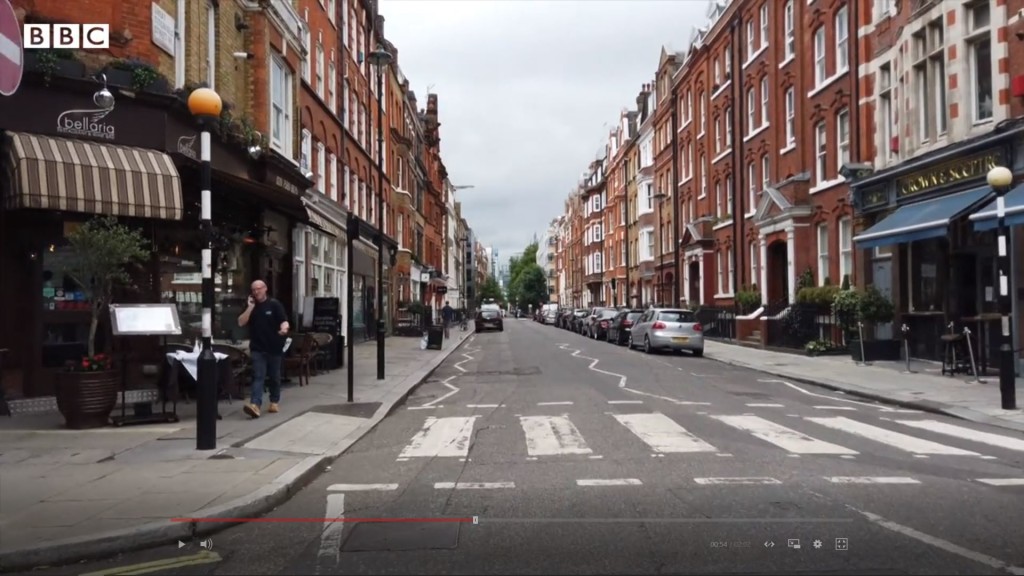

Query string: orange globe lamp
187 87 222 120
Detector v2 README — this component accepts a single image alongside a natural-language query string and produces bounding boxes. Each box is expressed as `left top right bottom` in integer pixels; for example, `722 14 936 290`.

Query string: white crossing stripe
466 404 501 408
608 400 643 404
710 414 857 455
825 477 921 484
398 416 479 458
537 401 573 406
327 483 399 491
746 403 784 407
814 406 858 411
520 415 592 456
694 477 781 485
806 417 981 456
434 482 515 490
975 478 1024 486
577 478 642 486
612 413 717 453
896 420 1024 452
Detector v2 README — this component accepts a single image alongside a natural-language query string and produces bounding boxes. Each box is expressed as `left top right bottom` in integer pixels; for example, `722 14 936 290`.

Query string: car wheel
692 348 704 357
644 336 653 354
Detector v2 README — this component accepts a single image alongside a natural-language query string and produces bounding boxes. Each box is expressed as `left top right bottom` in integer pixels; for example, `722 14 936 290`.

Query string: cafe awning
968 184 1024 232
305 208 344 238
3 132 183 220
853 186 992 249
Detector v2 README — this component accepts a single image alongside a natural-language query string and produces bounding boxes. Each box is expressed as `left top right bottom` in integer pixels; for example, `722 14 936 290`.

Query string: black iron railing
695 306 737 340
764 301 845 351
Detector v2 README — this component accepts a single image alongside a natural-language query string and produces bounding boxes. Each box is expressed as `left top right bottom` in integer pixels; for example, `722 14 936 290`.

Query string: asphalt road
31 319 1024 575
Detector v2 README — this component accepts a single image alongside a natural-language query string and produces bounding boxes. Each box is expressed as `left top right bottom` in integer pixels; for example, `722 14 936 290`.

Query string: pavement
20 319 1024 575
0 327 475 573
703 340 1024 434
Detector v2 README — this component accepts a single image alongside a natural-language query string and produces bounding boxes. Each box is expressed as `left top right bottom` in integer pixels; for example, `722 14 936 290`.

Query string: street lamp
368 45 392 381
986 166 1017 410
187 87 223 450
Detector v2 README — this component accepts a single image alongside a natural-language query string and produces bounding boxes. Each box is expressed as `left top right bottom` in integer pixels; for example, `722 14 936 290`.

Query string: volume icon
199 538 213 550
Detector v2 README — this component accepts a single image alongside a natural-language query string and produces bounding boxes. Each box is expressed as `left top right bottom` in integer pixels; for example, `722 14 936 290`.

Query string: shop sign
896 150 1003 198
176 134 198 160
56 104 115 140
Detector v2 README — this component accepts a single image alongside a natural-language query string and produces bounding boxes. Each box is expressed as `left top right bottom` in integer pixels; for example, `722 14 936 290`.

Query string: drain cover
342 522 460 552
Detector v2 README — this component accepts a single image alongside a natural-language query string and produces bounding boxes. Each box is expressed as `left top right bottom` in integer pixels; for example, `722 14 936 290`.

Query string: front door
872 258 893 340
688 262 701 305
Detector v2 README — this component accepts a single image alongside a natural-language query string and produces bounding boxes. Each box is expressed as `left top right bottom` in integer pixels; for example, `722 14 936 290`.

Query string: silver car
628 308 704 356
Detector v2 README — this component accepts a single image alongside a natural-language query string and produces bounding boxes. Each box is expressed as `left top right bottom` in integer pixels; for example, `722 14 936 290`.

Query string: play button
0 0 23 96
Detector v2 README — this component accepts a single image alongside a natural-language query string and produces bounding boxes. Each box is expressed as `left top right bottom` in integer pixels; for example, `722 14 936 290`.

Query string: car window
598 310 618 318
626 312 643 321
657 311 696 322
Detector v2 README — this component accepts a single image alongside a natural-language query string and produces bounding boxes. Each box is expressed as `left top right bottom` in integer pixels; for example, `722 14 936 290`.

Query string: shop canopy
968 183 1024 232
853 187 992 250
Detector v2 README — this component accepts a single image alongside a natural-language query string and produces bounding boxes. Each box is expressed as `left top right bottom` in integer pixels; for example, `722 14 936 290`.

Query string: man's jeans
443 320 451 339
250 350 282 407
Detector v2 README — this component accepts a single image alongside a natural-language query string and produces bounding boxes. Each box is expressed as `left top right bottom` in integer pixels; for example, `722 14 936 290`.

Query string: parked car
476 305 504 332
628 308 703 356
606 309 644 345
587 308 619 339
570 309 589 333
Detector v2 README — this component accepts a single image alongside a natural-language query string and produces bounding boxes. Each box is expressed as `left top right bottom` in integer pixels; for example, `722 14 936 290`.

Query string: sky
379 0 707 268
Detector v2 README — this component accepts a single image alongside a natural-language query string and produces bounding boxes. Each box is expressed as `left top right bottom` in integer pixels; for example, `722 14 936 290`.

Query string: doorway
688 262 701 305
871 256 893 340
767 240 789 304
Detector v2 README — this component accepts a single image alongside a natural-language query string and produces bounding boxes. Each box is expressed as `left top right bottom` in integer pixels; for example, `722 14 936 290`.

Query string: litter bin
426 324 444 350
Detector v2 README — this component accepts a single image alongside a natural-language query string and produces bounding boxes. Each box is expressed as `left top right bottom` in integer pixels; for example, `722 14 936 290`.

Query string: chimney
375 15 385 41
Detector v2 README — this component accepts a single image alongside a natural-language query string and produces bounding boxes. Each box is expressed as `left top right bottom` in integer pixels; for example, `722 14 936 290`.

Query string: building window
836 108 850 171
595 252 602 272
727 247 734 294
724 45 732 77
328 153 337 200
644 183 653 212
817 224 829 285
270 55 293 157
876 0 893 20
715 181 723 218
878 63 895 161
724 107 732 147
914 19 948 141
686 90 693 123
759 4 768 48
815 121 827 185
717 250 725 294
302 9 311 82
328 0 335 23
746 88 756 133
699 154 707 197
760 76 768 125
328 54 336 112
784 0 795 59
715 117 722 153
206 2 217 89
761 155 770 191
316 40 325 99
343 165 350 202
750 242 759 288
748 162 757 211
316 142 325 193
814 26 826 86
342 80 350 127
966 0 993 122
699 94 706 132
835 5 849 73
725 175 733 216
746 20 755 59
838 217 852 283
300 129 311 171
784 87 795 144
714 57 721 85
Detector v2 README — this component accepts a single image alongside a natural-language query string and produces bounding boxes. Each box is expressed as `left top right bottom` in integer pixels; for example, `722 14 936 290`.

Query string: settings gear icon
813 539 823 549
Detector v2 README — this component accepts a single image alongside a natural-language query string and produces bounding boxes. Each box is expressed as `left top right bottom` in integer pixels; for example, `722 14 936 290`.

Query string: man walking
237 280 290 418
441 301 455 339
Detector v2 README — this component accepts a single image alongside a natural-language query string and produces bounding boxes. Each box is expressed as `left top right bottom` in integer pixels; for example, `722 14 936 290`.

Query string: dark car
476 305 504 332
588 308 619 339
607 309 644 345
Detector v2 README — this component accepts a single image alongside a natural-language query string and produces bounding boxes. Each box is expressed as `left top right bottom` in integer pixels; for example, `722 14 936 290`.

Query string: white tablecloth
167 350 229 381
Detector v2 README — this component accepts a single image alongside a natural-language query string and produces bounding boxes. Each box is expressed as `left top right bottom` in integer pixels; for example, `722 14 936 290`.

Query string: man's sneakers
268 403 279 413
243 403 261 418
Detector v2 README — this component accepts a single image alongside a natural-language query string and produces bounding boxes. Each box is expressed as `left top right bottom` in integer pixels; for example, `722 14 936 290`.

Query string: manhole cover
309 403 381 419
342 522 460 552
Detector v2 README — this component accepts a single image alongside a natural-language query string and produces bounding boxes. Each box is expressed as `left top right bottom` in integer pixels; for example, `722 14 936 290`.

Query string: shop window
41 245 93 368
159 242 253 343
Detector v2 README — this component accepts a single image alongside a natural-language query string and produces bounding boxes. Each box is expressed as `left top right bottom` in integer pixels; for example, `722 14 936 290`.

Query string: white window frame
328 153 337 200
328 0 336 24
835 5 849 73
715 181 723 218
699 95 706 133
749 242 759 289
759 4 768 48
784 87 795 144
717 250 725 294
343 165 351 203
748 162 757 210
328 53 336 112
814 121 827 185
300 129 312 171
839 217 852 283
699 154 707 197
879 63 895 162
760 77 768 126
206 1 217 89
302 8 311 82
966 1 993 123
727 247 734 294
745 20 754 60
816 224 829 285
270 54 294 157
316 141 326 193
715 116 722 153
761 155 770 191
784 1 795 59
724 107 732 147
837 108 850 171
316 39 325 99
746 88 756 133
725 175 733 216
814 26 826 86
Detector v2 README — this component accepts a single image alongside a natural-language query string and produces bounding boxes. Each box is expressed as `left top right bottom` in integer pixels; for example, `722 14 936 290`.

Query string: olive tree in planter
836 286 899 362
56 217 149 429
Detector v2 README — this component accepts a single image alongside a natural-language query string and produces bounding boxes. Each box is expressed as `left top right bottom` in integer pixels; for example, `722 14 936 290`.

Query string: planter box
55 369 119 429
100 67 134 88
24 53 86 80
849 339 902 362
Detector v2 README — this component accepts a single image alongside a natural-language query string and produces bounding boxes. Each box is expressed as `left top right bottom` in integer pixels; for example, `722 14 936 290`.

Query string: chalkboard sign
426 325 444 350
312 297 341 369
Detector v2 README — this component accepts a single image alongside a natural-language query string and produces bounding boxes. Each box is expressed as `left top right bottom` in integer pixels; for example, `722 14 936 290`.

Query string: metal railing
695 306 737 340
764 301 845 351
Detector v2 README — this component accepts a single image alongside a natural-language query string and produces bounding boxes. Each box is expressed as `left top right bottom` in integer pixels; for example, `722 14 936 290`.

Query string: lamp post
368 45 392 381
986 166 1017 410
187 87 223 450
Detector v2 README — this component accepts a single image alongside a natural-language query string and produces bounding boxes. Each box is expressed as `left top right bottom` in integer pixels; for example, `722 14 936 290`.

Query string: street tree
477 276 504 306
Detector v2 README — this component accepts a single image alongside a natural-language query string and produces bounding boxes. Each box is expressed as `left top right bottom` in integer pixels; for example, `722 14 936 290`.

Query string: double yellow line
79 550 222 576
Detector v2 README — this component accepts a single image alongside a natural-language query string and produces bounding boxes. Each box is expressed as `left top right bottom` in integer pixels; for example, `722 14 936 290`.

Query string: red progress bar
171 517 474 523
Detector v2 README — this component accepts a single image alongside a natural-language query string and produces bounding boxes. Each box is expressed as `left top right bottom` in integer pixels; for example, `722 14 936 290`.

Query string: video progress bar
474 518 856 524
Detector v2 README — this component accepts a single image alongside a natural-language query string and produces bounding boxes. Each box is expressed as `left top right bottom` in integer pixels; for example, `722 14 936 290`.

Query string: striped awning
4 132 184 220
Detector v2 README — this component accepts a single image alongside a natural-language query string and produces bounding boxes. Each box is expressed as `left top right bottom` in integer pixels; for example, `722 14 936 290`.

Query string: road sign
0 0 23 96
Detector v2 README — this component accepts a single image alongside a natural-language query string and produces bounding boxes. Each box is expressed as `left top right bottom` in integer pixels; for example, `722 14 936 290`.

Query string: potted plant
102 58 171 93
55 217 149 429
843 286 900 362
26 48 86 85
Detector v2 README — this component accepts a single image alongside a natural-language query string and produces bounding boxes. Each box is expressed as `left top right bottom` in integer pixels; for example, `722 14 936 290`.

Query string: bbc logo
24 24 110 49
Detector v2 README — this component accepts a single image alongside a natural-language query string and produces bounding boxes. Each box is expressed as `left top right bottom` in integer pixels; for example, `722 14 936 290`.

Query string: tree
516 265 549 309
507 242 539 306
477 276 504 306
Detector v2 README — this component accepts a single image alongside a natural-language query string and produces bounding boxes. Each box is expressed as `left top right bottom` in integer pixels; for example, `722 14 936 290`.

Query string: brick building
653 50 682 306
603 122 627 307
582 156 607 306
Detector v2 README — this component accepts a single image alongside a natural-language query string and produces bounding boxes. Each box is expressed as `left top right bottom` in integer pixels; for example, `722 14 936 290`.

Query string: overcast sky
379 0 707 268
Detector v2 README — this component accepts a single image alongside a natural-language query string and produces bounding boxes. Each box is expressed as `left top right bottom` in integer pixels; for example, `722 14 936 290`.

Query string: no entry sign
0 0 23 96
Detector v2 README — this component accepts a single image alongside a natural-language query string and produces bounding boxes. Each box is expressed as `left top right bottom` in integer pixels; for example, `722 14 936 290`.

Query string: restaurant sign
56 103 116 140
896 150 1003 198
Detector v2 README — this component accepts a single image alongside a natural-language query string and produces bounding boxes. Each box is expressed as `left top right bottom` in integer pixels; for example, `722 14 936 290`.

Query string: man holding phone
237 280 290 418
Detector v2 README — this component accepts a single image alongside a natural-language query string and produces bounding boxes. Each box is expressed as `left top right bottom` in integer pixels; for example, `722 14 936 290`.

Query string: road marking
825 476 920 484
407 406 437 410
758 379 901 411
398 416 479 458
557 343 709 405
538 401 573 406
976 478 1024 486
850 506 1024 575
716 453 734 457
895 419 1024 452
806 416 981 456
612 412 718 453
434 481 515 490
608 400 644 404
694 477 781 485
814 406 857 411
746 403 784 407
588 454 604 459
710 414 858 455
416 375 461 408
577 478 642 486
80 551 222 576
317 493 345 570
327 483 398 492
466 404 502 408
520 414 592 456
453 348 478 374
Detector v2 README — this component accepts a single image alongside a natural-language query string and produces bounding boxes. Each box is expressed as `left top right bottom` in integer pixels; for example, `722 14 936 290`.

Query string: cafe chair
940 332 972 376
284 333 314 387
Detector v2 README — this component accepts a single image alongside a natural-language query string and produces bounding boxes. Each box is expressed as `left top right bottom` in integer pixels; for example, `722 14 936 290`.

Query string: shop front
850 133 1024 373
345 214 399 340
294 191 347 335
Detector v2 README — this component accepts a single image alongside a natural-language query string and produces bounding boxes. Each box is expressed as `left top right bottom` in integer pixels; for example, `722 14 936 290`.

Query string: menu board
109 304 183 336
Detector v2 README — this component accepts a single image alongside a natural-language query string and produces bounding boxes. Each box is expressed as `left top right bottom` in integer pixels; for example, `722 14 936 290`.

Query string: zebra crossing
393 410 1024 463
